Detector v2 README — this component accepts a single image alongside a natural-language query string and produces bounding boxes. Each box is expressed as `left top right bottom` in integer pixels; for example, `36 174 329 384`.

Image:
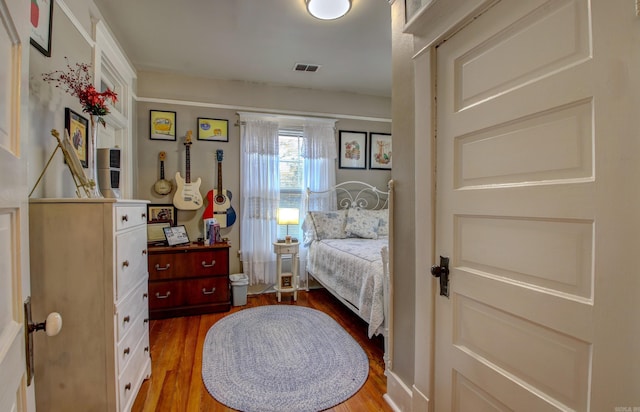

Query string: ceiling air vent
293 63 321 72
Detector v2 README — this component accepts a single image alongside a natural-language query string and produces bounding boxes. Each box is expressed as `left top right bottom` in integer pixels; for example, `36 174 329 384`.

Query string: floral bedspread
307 237 388 337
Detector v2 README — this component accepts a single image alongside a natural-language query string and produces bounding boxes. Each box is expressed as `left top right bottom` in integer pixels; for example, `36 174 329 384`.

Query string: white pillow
345 208 379 239
309 210 348 239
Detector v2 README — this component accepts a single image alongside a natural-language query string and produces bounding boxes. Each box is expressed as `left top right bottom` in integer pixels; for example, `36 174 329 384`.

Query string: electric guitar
153 151 173 195
203 149 236 227
173 131 203 210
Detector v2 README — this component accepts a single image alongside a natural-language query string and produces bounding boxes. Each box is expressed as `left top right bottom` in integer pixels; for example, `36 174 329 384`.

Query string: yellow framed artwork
64 108 88 168
150 110 177 141
197 118 229 142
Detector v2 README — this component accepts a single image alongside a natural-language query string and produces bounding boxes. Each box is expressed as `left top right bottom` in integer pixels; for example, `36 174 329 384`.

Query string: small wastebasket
230 273 249 306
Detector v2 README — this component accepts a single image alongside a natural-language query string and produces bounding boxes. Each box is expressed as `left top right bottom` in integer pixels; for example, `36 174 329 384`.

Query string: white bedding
307 236 388 337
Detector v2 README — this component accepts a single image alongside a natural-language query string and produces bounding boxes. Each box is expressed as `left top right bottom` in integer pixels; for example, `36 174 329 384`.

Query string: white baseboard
412 384 430 411
385 369 413 412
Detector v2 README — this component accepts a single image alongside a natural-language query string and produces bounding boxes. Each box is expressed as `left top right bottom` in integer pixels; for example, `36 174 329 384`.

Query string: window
278 129 304 240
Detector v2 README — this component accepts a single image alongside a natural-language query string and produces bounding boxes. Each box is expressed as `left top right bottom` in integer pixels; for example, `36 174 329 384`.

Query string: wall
136 70 391 276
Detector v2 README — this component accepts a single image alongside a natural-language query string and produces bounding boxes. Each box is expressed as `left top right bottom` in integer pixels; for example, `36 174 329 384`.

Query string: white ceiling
93 0 393 97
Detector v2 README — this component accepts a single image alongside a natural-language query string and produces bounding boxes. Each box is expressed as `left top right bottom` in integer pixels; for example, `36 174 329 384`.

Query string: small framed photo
64 108 89 168
339 130 367 169
30 0 54 57
281 274 293 289
163 225 190 246
147 204 177 226
150 110 177 141
197 118 229 142
369 132 392 170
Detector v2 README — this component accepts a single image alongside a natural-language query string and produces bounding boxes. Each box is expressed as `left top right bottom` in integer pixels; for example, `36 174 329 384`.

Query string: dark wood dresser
147 242 231 319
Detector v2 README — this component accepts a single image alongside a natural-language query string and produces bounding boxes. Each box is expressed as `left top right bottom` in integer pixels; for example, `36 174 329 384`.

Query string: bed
303 180 393 368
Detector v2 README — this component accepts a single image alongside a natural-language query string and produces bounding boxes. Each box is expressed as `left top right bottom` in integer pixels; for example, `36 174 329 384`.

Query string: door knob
24 297 63 386
28 311 63 337
430 256 450 297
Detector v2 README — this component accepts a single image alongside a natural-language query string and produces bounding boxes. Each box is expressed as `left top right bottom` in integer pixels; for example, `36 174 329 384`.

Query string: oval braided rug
202 305 369 412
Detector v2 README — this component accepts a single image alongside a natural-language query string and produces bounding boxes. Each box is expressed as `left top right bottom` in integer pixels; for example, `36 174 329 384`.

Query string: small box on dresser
147 243 231 319
29 199 151 412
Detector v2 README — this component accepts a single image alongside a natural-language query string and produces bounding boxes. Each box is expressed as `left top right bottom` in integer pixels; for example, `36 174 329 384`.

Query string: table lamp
277 208 299 243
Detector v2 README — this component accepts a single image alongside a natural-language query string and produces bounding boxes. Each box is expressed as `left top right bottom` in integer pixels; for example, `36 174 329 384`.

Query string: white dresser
29 199 151 411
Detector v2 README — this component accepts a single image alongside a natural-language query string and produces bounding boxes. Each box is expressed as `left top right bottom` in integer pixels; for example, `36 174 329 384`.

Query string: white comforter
307 236 387 337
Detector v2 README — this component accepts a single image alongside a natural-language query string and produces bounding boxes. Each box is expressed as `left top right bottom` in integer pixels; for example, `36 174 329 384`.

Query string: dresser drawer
148 280 185 310
116 279 149 341
116 308 148 375
148 253 191 280
187 249 229 276
185 276 230 306
115 205 147 231
118 332 150 411
116 226 148 300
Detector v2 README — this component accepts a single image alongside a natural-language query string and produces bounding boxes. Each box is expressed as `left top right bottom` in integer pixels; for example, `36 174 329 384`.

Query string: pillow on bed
370 209 389 236
309 210 348 240
345 208 380 239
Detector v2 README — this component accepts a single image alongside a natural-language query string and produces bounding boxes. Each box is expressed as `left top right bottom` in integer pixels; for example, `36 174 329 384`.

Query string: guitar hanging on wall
173 131 203 210
153 151 173 195
203 149 236 227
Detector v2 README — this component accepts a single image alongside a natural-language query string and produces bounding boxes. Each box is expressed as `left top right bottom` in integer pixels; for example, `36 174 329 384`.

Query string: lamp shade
306 0 351 20
277 208 300 225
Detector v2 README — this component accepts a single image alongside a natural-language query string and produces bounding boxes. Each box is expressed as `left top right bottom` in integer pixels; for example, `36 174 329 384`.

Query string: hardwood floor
131 288 393 412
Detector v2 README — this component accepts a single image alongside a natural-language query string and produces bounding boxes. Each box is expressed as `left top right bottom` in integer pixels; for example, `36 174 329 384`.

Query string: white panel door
434 0 639 410
0 0 32 411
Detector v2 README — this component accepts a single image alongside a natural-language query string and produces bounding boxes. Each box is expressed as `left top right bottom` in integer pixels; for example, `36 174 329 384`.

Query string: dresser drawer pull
144 346 149 353
124 383 131 391
201 260 216 268
155 263 171 271
123 347 130 356
142 249 147 255
143 292 148 299
122 215 129 222
202 287 216 295
122 260 130 268
155 291 171 299
123 315 130 323
142 212 146 219
144 318 149 324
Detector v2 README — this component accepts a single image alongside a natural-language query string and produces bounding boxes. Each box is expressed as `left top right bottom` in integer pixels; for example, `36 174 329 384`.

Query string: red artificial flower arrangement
43 58 118 127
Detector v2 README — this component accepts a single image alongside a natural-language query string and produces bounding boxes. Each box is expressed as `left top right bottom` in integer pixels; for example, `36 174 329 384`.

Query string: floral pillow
309 210 348 240
345 208 380 239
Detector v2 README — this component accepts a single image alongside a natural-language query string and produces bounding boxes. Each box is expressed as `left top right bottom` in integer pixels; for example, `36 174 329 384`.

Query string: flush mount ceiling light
306 0 352 20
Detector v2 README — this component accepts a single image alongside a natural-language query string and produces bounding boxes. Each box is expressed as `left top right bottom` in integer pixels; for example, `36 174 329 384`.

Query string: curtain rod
237 111 338 124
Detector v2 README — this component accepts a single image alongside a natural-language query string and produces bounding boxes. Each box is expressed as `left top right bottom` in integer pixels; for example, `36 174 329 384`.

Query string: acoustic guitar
203 149 236 227
153 151 173 195
173 131 203 210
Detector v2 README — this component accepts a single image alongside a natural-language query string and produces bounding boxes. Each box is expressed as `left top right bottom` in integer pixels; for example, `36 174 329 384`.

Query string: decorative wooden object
273 241 299 302
147 243 231 318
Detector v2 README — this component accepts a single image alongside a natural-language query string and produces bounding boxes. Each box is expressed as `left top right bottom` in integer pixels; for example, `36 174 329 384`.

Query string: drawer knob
122 215 129 222
123 316 130 323
144 346 149 353
144 318 149 324
142 212 146 219
143 292 148 299
155 263 171 271
142 249 147 255
122 260 130 268
123 347 130 356
201 260 216 268
156 291 171 299
202 287 216 295
125 383 131 391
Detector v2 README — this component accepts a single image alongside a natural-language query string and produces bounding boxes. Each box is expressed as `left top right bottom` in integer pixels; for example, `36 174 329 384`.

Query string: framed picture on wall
150 110 177 141
369 132 392 170
197 117 229 142
30 0 54 57
338 130 367 169
64 108 89 168
147 204 177 226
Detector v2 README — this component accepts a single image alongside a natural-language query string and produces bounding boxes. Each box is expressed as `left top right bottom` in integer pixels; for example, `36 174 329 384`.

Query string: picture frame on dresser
147 204 177 226
64 108 89 168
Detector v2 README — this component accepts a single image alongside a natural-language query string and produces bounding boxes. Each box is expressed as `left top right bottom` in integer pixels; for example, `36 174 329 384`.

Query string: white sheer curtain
298 121 337 287
239 117 280 285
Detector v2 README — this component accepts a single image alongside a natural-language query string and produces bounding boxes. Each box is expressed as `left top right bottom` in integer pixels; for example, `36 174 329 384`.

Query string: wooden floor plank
131 289 393 411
